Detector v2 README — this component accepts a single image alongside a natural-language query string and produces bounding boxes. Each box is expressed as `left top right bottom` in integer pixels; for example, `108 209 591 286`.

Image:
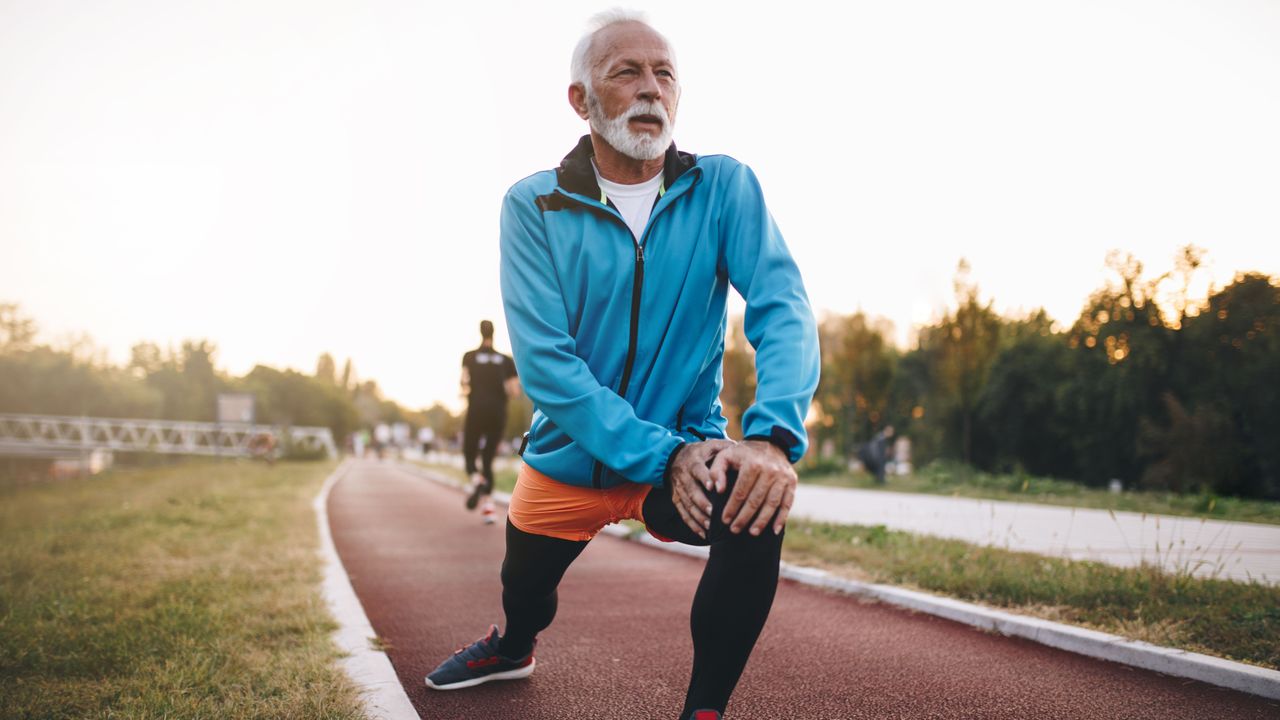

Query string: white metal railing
0 413 336 459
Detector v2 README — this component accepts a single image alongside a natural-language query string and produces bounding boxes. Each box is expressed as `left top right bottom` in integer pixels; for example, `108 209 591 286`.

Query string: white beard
587 92 674 161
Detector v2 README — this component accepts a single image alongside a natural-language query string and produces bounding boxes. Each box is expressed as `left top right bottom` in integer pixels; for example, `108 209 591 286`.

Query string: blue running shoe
424 624 535 691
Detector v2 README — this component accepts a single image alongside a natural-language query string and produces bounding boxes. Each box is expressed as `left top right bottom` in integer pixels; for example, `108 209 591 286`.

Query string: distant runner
425 11 819 720
461 319 519 524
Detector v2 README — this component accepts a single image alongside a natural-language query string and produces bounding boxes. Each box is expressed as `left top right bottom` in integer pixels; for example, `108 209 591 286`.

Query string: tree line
4 244 1275 499
0 308 416 452
720 248 1279 500
0 304 534 459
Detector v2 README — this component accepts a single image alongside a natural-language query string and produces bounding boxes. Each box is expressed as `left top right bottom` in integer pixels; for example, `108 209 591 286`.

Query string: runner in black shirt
462 320 519 523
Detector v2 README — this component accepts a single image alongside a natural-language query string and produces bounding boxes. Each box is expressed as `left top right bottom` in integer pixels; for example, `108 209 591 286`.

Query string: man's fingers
674 471 713 530
721 461 758 527
682 478 712 529
711 448 742 491
690 460 714 492
708 450 733 493
773 485 795 535
729 468 772 533
672 491 706 539
748 481 786 537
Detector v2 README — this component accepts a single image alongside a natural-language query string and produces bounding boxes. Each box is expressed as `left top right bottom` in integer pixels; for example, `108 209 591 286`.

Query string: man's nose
637 68 662 100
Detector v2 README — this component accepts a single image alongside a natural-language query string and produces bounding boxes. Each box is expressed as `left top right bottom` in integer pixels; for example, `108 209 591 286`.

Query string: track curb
399 461 1280 702
315 461 421 720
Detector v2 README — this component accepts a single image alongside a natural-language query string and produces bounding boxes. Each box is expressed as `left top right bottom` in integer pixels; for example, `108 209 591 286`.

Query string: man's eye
658 70 675 79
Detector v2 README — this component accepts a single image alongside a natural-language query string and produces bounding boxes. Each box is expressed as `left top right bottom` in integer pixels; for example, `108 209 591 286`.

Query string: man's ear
568 83 590 120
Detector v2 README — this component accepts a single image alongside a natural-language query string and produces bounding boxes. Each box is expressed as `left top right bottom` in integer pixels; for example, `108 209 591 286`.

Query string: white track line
315 460 420 720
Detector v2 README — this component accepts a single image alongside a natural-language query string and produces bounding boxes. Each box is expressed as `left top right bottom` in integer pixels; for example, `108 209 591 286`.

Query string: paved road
326 460 1276 719
790 484 1280 584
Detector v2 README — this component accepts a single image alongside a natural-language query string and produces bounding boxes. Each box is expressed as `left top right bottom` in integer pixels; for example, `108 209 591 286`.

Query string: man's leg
427 475 595 691
497 519 589 658
462 409 481 477
642 473 784 718
479 411 505 495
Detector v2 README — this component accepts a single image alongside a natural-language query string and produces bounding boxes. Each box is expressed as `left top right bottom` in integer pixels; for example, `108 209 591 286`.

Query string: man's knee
501 520 584 596
501 551 557 597
706 472 785 553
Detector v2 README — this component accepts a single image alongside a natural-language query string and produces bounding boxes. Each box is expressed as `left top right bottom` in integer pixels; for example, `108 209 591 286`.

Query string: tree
315 353 337 386
241 365 359 443
812 312 896 461
0 303 38 353
1138 393 1240 494
976 320 1076 477
919 261 1003 465
1062 252 1176 485
340 358 354 390
129 342 164 378
1172 273 1280 498
423 403 463 441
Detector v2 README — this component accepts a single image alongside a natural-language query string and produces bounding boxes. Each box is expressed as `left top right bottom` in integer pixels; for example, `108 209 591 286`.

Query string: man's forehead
592 22 673 68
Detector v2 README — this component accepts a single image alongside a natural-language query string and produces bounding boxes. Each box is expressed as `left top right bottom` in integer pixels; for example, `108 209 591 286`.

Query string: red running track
326 460 1277 719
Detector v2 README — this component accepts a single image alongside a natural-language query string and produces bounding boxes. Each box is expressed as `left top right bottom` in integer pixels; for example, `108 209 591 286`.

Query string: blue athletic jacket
500 136 820 489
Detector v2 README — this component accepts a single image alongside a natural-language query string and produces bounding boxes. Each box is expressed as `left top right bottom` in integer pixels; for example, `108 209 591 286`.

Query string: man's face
582 23 680 161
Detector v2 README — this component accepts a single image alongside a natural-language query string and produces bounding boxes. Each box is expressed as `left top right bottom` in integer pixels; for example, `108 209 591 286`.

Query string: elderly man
425 11 819 720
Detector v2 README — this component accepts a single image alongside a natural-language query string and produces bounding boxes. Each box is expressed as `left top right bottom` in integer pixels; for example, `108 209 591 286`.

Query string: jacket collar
556 134 697 199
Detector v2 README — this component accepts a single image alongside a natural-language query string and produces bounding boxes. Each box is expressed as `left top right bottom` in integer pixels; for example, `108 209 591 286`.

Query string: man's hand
709 440 797 536
668 439 735 539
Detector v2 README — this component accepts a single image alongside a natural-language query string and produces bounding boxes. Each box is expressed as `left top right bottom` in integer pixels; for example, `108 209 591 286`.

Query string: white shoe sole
424 658 535 690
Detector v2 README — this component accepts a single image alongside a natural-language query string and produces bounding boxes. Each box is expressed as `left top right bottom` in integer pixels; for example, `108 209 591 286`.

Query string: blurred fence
0 413 336 460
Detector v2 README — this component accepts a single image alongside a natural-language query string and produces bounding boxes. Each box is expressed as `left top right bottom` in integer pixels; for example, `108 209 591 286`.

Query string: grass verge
783 519 1280 669
800 460 1280 526
0 460 366 720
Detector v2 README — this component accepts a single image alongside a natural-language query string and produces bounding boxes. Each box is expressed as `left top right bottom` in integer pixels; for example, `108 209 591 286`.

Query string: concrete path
791 484 1280 584
326 460 1277 719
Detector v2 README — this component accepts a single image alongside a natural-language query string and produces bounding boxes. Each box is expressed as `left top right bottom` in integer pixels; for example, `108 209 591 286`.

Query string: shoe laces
453 631 492 656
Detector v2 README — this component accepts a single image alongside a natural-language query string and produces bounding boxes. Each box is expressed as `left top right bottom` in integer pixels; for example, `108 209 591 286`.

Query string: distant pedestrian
374 423 392 460
461 320 520 524
860 425 895 484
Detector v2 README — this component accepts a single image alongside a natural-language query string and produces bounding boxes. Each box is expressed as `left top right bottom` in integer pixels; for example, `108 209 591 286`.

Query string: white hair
569 9 677 92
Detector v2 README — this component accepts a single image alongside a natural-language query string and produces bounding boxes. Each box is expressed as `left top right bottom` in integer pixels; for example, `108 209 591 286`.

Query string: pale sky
2 0 1278 413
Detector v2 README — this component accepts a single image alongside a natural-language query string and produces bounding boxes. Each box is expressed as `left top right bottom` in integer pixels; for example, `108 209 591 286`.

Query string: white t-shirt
593 162 663 242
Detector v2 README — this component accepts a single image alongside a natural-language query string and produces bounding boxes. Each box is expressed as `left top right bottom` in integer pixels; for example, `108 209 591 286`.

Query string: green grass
800 460 1280 526
783 519 1280 669
0 460 367 720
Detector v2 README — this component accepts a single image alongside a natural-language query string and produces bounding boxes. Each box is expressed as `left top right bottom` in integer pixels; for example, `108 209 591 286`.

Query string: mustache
624 100 668 125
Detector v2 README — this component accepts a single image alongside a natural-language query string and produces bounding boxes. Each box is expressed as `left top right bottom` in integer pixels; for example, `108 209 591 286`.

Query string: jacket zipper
556 180 689 489
594 230 649 488
617 241 645 398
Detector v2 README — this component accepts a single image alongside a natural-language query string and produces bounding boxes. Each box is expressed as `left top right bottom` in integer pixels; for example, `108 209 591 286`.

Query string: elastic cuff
661 442 688 488
743 434 793 463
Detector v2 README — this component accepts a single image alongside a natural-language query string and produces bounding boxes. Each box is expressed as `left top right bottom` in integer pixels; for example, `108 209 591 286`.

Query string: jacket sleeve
499 189 684 485
721 162 821 462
